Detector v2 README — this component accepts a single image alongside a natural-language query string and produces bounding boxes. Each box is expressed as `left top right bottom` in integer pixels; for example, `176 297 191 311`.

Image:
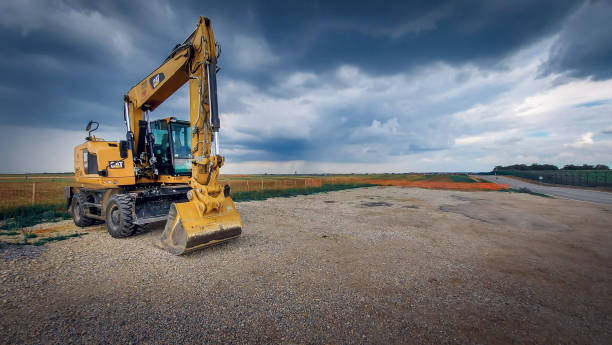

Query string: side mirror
85 120 99 141
119 140 129 159
86 120 98 132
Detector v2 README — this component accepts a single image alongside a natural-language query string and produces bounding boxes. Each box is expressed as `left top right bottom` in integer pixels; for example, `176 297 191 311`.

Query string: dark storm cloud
540 0 612 80
180 0 582 87
247 0 579 75
227 137 312 161
0 0 608 165
0 0 183 130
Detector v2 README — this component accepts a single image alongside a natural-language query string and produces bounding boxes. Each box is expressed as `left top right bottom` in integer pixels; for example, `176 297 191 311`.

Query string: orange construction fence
364 179 509 191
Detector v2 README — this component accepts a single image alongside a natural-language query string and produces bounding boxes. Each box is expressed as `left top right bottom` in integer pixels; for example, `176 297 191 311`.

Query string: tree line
493 164 610 171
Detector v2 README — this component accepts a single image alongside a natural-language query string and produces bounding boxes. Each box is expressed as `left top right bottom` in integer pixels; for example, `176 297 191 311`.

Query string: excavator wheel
105 194 136 238
72 192 95 227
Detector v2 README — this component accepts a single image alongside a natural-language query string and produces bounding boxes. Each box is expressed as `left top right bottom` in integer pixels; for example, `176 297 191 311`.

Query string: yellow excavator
65 16 241 254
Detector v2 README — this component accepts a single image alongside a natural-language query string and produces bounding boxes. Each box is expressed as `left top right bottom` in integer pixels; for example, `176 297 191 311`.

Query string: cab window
171 123 191 159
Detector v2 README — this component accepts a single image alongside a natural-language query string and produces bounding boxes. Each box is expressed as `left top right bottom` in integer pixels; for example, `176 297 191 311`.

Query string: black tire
72 192 95 227
105 194 136 238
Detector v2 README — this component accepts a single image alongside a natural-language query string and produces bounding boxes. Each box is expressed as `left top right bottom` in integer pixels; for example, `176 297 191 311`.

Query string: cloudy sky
1 0 611 174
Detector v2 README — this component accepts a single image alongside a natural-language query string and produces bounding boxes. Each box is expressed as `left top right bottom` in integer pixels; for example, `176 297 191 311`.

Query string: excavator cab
150 118 192 176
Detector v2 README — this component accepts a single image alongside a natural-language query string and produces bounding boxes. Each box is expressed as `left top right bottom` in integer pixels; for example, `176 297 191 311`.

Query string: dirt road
479 175 612 204
1 187 611 344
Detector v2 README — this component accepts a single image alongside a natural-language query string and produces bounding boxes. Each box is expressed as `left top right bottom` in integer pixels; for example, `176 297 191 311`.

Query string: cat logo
149 73 165 89
109 161 124 169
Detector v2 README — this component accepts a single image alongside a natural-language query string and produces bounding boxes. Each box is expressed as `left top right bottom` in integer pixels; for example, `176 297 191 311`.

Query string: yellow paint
74 140 136 185
71 16 241 253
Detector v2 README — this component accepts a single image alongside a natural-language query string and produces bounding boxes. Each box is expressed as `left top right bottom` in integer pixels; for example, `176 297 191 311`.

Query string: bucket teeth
158 198 242 255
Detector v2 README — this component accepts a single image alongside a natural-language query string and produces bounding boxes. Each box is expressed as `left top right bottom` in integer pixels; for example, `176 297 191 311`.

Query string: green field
231 183 378 202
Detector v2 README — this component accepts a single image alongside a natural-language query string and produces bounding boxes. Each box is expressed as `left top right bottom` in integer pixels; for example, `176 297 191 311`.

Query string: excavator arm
123 17 220 174
124 16 241 254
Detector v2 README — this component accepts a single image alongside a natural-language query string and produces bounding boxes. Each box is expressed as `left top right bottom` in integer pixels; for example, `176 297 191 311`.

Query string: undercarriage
66 184 190 237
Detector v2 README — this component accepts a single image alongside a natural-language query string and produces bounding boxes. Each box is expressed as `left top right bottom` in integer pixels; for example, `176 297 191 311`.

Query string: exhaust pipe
123 99 135 154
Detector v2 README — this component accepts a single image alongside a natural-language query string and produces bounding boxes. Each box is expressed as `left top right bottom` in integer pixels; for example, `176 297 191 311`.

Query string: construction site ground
1 186 611 344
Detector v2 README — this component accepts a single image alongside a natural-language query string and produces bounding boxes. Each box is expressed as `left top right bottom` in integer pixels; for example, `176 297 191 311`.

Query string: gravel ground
1 187 611 344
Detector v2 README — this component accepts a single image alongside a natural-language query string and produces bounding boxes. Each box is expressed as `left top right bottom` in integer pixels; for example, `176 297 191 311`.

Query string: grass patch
448 174 477 183
475 177 492 183
365 174 426 181
232 183 379 202
1 232 87 247
0 204 70 230
412 175 433 181
31 233 87 246
413 175 457 182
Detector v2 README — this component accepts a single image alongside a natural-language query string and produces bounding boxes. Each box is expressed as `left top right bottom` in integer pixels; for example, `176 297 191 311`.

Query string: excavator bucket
157 197 241 255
